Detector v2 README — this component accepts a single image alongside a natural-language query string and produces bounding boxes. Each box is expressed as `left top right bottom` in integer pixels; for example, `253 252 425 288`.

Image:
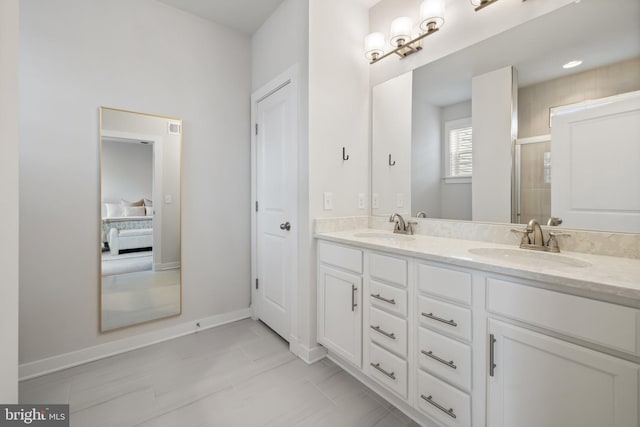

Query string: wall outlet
165 194 172 204
323 192 333 210
396 193 404 208
372 193 379 209
358 193 365 209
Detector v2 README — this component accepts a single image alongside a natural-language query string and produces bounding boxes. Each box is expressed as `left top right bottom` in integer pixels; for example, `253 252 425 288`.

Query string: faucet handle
547 231 570 252
407 221 418 235
511 228 530 245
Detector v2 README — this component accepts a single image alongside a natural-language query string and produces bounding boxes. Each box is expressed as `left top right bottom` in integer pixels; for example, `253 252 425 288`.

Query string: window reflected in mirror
100 107 181 332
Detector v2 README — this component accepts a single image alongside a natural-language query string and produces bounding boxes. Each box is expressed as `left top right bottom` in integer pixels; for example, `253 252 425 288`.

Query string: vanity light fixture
472 0 528 12
471 0 500 12
365 0 445 65
563 60 583 69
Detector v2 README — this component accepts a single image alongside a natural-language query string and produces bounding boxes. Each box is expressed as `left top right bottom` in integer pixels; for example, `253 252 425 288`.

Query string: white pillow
145 206 153 216
123 206 146 217
121 198 144 207
144 198 153 207
105 203 124 218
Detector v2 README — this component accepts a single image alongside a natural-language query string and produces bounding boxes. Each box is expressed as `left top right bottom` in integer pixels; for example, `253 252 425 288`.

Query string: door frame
250 65 299 345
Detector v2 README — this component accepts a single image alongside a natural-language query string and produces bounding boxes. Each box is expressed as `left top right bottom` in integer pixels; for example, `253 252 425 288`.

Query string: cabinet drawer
417 263 472 306
487 278 640 355
368 343 408 399
417 370 470 427
368 253 407 287
419 296 472 342
369 307 408 358
369 280 407 318
418 327 472 392
318 241 362 274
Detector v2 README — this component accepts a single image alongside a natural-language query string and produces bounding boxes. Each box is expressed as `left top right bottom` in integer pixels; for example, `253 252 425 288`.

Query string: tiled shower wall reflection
519 140 551 225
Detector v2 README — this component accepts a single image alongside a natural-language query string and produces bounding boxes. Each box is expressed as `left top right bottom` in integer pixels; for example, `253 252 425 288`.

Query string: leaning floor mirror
100 107 182 332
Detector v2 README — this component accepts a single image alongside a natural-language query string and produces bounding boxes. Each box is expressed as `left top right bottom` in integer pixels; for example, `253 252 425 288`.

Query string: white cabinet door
487 319 639 427
318 265 362 368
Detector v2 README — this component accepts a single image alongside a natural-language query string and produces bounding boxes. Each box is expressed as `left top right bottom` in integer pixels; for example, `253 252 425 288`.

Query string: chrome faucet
389 213 417 235
511 218 570 253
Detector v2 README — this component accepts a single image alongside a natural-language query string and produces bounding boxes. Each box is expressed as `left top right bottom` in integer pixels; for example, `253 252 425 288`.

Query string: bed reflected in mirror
100 107 181 332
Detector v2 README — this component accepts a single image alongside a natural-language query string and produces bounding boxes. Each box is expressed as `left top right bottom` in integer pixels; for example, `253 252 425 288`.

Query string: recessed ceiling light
563 60 583 69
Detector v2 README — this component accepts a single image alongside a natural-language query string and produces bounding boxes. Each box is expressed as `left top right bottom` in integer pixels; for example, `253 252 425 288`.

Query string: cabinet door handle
421 312 458 327
420 395 457 419
351 285 357 312
370 325 396 340
370 362 396 380
489 333 496 377
421 349 456 370
370 293 396 305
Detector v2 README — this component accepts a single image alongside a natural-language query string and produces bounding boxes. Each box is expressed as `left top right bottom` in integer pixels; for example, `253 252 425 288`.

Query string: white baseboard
19 308 251 381
290 341 327 364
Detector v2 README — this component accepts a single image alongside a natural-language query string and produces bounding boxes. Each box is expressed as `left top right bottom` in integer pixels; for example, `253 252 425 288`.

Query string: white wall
411 76 441 218
368 0 575 86
308 0 370 348
19 0 251 365
472 67 517 222
101 140 153 205
440 100 472 220
0 0 20 403
251 0 311 355
373 72 412 217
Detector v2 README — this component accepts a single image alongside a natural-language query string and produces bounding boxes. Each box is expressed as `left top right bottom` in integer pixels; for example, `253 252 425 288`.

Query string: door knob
280 222 291 231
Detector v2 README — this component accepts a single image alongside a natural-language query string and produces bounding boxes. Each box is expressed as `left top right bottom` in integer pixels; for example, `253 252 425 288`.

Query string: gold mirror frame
99 107 182 332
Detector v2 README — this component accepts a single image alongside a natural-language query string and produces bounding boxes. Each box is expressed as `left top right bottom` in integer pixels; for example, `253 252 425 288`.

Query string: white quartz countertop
315 229 640 308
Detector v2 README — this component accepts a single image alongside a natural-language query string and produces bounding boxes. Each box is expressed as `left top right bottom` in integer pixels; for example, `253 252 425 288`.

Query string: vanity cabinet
317 241 363 368
364 251 410 399
316 237 640 427
415 261 473 427
486 277 640 427
487 319 639 427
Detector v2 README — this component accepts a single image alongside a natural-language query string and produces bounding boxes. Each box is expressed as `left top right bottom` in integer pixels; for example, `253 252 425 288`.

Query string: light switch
165 194 172 204
396 193 404 208
358 193 365 209
323 192 333 210
372 193 379 209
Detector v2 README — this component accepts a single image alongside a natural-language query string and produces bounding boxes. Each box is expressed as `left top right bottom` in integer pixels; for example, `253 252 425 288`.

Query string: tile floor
19 319 420 427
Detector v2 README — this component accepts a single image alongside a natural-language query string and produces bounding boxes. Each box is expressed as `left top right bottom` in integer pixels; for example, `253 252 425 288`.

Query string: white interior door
255 81 296 341
551 91 640 232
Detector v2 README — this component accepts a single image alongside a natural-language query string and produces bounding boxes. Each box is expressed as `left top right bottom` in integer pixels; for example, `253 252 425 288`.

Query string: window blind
449 126 473 177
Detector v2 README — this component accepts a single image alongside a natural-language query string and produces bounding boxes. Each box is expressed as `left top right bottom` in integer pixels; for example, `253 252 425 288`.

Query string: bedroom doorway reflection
100 107 182 332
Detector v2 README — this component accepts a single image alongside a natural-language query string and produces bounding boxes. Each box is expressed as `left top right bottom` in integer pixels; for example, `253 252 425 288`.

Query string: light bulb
364 32 385 61
420 0 445 31
390 17 412 47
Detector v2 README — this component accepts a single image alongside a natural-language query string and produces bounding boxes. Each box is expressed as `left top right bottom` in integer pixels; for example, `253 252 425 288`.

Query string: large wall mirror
372 0 640 233
100 107 182 332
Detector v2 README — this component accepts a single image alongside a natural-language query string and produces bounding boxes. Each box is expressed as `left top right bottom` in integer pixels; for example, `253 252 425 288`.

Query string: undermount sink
468 248 591 268
352 232 415 242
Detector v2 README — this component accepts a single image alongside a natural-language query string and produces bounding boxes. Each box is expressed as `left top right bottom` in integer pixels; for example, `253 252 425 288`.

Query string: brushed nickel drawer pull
370 362 396 380
351 285 357 312
371 293 396 305
421 394 457 419
489 334 497 377
422 312 458 327
370 325 396 340
421 349 457 370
